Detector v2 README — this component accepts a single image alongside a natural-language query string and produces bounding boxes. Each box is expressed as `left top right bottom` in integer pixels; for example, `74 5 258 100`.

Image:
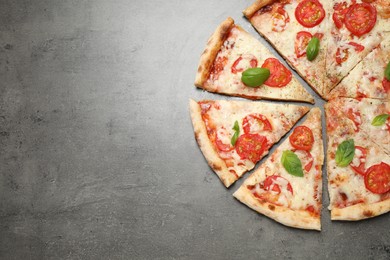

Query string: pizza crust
189 99 237 187
233 186 321 230
194 17 234 88
331 199 390 221
243 0 277 18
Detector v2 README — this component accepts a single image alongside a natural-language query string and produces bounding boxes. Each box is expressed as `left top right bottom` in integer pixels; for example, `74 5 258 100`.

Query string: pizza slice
326 0 390 90
233 108 323 230
189 99 309 187
327 97 390 155
325 103 390 220
328 35 390 100
243 0 332 98
194 17 314 103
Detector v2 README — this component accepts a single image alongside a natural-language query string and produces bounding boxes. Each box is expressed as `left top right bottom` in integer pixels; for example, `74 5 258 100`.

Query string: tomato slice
364 162 390 194
293 149 314 172
231 55 258 74
344 3 377 37
242 114 272 134
263 175 293 195
272 6 290 32
235 134 268 163
348 42 365 52
215 127 233 152
346 108 361 131
295 31 312 58
295 0 325 28
210 56 228 80
336 47 349 65
289 126 314 151
383 78 390 93
350 146 367 176
332 2 349 29
261 58 292 88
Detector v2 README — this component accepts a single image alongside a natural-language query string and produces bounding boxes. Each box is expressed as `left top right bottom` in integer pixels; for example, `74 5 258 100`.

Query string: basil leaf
385 61 390 81
241 67 270 87
335 139 355 167
371 114 390 126
281 150 304 177
306 37 320 61
231 120 240 146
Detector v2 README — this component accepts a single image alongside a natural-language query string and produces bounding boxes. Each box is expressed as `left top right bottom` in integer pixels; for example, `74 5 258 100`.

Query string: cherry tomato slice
332 2 349 29
231 55 258 74
295 0 325 28
348 42 365 52
350 146 367 176
289 126 314 151
261 58 292 88
336 47 349 65
272 6 290 32
235 134 268 163
293 149 314 172
364 162 390 194
215 127 233 152
382 78 390 93
346 108 361 131
210 56 228 80
344 3 377 37
242 114 272 134
295 31 312 58
263 175 293 195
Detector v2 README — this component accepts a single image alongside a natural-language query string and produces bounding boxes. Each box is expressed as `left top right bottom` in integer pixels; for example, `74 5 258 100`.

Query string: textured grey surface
0 0 389 259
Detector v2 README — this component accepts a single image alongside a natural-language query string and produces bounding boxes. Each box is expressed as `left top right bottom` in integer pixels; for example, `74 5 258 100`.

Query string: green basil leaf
306 37 320 61
241 67 270 87
335 139 355 167
281 150 304 177
231 120 240 146
385 61 390 81
371 114 390 126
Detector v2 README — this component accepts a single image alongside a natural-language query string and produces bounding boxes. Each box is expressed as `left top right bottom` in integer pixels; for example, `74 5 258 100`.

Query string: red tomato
294 31 312 58
231 55 258 74
261 58 292 88
295 0 325 28
350 146 367 176
364 162 390 194
210 56 228 80
332 2 349 29
289 126 314 151
235 134 268 163
346 108 361 131
215 127 233 152
263 175 293 195
293 149 314 172
242 114 272 134
382 78 390 93
348 42 365 52
272 6 290 32
344 3 377 37
336 47 349 65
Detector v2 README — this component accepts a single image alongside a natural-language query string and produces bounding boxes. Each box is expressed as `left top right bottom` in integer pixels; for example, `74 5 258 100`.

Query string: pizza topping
335 139 355 167
242 114 273 134
235 133 268 163
289 126 314 151
364 162 390 194
295 0 325 28
263 175 294 195
333 2 349 29
215 127 234 152
382 78 390 92
210 56 228 80
306 37 320 61
261 58 292 88
281 150 304 177
336 47 349 65
346 108 361 131
294 149 314 172
295 31 312 58
385 61 390 81
348 42 365 52
272 6 290 32
241 67 270 87
344 3 377 37
350 146 367 176
371 114 390 126
231 55 258 74
231 120 240 146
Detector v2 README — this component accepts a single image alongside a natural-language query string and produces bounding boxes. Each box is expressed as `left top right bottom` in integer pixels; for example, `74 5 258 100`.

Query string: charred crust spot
194 130 200 142
268 204 275 211
202 48 208 55
197 66 202 73
363 210 374 217
211 163 222 171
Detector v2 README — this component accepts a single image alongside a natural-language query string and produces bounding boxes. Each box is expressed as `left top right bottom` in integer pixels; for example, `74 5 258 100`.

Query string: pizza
328 36 390 100
325 98 390 220
189 99 309 187
194 17 314 103
233 108 324 230
243 0 390 98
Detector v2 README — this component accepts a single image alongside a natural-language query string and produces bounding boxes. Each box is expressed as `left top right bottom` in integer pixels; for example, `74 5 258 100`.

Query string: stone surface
0 0 389 259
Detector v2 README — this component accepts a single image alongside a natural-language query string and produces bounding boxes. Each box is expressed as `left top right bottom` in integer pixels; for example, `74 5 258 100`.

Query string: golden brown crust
331 199 390 221
243 0 277 18
194 17 234 88
233 186 321 230
189 99 237 187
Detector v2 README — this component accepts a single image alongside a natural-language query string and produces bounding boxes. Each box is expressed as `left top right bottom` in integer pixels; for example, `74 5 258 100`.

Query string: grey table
0 0 389 259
